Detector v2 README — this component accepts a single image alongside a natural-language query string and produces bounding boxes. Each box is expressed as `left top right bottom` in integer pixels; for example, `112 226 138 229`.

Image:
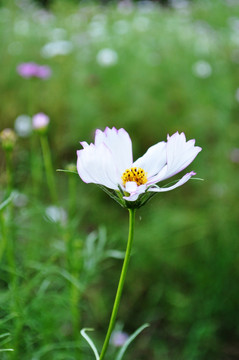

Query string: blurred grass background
0 0 239 359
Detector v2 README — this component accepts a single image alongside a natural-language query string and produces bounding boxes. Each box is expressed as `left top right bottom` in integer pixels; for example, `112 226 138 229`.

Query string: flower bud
0 128 17 151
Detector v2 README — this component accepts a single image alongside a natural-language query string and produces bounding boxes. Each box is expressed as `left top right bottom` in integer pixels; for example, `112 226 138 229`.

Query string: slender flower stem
99 208 136 360
6 150 13 195
40 134 58 204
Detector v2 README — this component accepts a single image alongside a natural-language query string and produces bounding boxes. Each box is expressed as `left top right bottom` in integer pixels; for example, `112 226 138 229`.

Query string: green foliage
0 0 239 359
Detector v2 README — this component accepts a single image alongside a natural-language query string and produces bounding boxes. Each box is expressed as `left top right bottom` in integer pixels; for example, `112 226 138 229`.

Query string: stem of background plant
5 150 13 195
3 151 22 357
40 134 58 204
68 173 77 218
99 208 136 360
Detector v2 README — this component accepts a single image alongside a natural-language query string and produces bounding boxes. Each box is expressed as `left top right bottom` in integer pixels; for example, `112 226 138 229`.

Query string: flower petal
164 132 201 179
95 127 133 175
77 142 119 190
133 141 167 178
149 132 201 183
123 184 147 201
148 171 196 192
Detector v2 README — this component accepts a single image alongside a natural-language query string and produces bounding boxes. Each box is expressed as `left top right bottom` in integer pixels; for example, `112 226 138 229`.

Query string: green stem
5 150 13 195
40 134 58 204
0 211 7 262
68 174 77 218
99 208 136 360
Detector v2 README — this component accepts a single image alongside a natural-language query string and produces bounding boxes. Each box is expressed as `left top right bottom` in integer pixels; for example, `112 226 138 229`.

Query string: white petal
147 164 168 185
123 184 147 201
95 127 133 175
158 132 201 181
77 143 118 190
148 171 196 192
133 141 167 178
125 181 138 193
80 141 89 149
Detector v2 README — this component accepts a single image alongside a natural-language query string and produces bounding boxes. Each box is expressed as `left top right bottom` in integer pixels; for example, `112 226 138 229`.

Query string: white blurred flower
32 9 55 24
45 205 67 224
192 60 212 78
230 32 239 46
226 0 239 5
137 1 156 13
170 0 190 10
132 16 150 32
14 115 32 137
41 40 73 58
92 14 107 23
230 148 239 163
117 0 134 14
228 16 239 31
113 20 130 35
14 20 29 35
50 28 67 41
235 88 239 102
231 49 239 63
88 21 106 39
96 48 118 67
32 113 50 131
12 191 28 207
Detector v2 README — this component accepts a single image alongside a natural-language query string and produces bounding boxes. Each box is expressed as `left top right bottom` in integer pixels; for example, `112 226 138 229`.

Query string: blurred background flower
192 60 212 78
96 48 118 67
110 330 129 347
32 112 50 131
17 62 52 79
14 114 32 137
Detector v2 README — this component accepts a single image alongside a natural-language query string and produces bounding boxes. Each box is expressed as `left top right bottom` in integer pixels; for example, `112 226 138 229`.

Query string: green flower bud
0 128 17 151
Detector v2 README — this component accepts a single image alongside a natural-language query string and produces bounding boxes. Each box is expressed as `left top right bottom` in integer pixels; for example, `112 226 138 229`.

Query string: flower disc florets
122 167 147 186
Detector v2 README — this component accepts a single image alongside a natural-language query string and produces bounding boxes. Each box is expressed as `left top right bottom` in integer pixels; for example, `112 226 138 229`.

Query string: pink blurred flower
17 62 51 79
32 113 50 131
111 331 129 347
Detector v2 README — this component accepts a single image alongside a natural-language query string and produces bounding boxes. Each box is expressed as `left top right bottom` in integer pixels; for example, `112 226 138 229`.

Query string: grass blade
80 328 99 360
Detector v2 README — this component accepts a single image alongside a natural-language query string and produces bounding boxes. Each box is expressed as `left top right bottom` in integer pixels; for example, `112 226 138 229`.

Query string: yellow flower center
122 167 147 186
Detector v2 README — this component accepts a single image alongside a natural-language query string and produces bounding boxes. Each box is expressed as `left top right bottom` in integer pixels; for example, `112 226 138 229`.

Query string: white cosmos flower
96 49 118 67
76 127 201 205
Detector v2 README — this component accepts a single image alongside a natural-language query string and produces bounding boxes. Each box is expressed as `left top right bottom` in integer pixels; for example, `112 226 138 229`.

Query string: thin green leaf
80 328 99 360
56 169 78 174
105 250 125 259
0 349 14 352
0 333 10 339
58 269 84 291
161 176 204 188
115 323 150 360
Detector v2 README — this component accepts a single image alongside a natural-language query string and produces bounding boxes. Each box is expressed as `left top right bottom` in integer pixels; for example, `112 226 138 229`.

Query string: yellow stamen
122 167 147 186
